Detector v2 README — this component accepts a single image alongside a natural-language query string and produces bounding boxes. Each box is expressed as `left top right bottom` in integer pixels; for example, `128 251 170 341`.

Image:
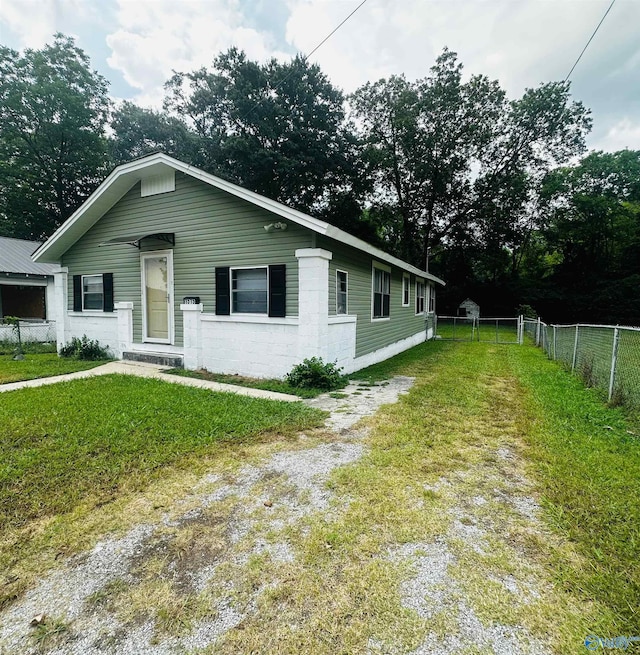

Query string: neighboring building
458 298 480 320
33 153 445 377
0 236 56 320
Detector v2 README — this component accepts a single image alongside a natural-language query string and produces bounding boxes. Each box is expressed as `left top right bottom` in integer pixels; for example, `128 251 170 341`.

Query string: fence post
608 327 620 402
536 318 541 346
571 325 579 372
519 315 524 344
553 326 557 360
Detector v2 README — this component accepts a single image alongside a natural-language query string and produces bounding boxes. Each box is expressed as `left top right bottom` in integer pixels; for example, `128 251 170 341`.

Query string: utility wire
238 0 371 122
564 0 616 82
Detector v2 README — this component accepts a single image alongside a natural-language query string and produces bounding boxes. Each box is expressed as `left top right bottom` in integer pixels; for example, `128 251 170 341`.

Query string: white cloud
106 0 289 108
0 0 97 49
283 0 623 94
591 118 640 152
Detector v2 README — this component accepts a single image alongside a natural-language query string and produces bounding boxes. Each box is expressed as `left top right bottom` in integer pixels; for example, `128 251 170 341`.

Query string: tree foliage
163 48 364 215
0 34 110 239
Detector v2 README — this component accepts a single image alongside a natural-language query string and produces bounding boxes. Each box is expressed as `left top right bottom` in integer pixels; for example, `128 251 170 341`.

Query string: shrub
59 335 110 361
285 357 348 391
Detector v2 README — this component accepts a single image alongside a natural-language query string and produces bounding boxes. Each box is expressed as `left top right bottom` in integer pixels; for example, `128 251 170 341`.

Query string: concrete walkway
0 361 300 402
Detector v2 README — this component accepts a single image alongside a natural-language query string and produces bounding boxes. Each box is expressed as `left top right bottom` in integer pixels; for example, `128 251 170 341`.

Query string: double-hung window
372 265 391 319
336 270 348 314
82 275 104 310
402 274 410 307
231 267 268 314
73 273 113 312
415 280 425 315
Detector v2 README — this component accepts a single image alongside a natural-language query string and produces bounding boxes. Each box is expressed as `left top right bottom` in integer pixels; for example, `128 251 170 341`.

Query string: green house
33 153 444 376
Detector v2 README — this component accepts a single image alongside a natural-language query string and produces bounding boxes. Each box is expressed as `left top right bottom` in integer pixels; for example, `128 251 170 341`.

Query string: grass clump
286 357 348 391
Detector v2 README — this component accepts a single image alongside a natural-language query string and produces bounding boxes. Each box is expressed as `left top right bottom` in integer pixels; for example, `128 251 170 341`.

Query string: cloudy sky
1 0 638 152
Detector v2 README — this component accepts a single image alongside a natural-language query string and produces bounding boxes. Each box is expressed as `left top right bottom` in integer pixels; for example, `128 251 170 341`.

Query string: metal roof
0 236 57 276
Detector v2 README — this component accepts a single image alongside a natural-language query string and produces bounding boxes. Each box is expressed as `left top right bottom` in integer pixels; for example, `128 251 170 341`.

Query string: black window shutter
103 273 114 312
268 264 286 317
215 267 231 315
73 275 82 312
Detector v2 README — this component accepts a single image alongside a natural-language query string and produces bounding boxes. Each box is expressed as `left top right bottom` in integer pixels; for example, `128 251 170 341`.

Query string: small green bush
285 357 348 391
59 335 110 361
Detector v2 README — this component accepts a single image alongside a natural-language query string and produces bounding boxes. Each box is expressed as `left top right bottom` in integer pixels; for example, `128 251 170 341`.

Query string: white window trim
81 274 104 312
402 273 410 307
230 265 269 316
371 261 391 322
415 278 426 316
141 249 174 345
336 269 348 315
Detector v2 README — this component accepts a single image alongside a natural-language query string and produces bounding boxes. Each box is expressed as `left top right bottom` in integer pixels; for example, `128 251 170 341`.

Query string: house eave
32 153 444 286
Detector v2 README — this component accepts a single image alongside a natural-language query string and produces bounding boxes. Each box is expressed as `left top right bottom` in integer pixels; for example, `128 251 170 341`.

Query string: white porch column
52 266 68 350
114 301 134 358
295 248 332 361
181 303 203 370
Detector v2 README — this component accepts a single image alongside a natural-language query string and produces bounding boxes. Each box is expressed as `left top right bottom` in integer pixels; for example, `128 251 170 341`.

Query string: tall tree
350 50 505 266
470 82 591 281
110 101 199 165
0 34 111 239
164 48 365 216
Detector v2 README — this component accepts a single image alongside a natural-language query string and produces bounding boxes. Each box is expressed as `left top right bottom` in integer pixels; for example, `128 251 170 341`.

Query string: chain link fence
436 316 522 344
0 319 56 345
524 319 640 411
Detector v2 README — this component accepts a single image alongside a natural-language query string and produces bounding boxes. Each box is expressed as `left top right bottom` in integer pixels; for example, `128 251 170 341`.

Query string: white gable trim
33 153 444 286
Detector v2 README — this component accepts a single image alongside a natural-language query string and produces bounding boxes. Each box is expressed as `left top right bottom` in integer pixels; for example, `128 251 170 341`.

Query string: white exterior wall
346 328 427 374
326 316 357 371
66 313 119 355
198 314 300 378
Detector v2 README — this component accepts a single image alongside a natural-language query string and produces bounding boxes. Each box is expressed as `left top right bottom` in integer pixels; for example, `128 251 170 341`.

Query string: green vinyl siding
320 236 427 358
62 172 311 346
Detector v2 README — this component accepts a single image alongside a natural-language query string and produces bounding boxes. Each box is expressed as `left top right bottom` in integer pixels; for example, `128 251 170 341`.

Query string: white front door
141 250 173 344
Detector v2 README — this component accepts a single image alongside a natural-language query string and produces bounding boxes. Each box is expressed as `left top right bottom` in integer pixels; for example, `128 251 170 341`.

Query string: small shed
458 298 480 320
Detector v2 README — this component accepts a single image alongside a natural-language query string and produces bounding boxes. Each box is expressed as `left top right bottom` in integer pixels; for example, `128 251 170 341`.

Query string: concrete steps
122 351 183 368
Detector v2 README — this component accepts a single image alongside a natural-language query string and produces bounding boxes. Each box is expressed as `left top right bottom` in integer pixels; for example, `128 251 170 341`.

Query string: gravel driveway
0 376 555 655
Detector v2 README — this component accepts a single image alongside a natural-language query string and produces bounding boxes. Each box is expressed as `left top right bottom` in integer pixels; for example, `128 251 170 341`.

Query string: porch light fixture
263 222 287 233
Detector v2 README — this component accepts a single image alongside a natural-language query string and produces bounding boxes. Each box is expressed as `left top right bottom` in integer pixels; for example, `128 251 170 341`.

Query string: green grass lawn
0 374 324 531
0 352 106 384
435 319 519 342
358 340 640 635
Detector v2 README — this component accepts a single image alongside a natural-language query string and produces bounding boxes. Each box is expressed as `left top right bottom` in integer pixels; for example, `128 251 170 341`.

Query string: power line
304 0 370 64
564 0 616 82
238 0 371 122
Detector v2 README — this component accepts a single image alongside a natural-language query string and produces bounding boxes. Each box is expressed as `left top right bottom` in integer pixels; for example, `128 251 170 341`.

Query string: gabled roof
0 236 56 276
33 153 444 285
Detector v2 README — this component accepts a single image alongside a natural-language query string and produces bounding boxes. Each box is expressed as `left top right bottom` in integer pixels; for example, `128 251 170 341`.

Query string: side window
336 270 348 314
428 285 436 313
372 265 391 319
402 274 410 306
415 280 425 314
